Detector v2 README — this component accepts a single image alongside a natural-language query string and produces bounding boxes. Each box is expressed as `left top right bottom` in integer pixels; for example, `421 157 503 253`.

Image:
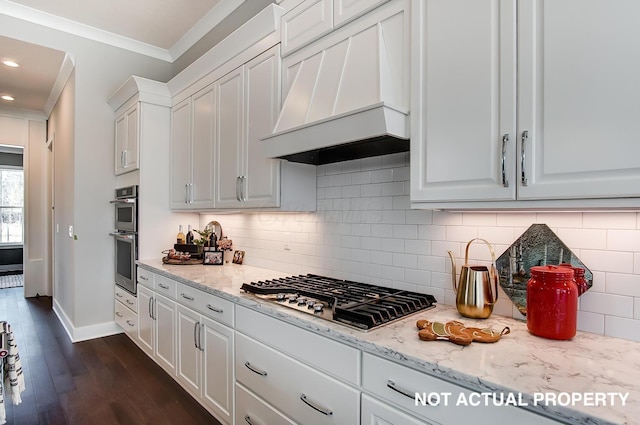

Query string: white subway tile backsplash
217 153 639 341
535 212 582 228
392 224 418 240
580 250 635 274
579 291 634 318
462 213 497 227
583 212 637 229
446 226 478 243
577 311 605 335
607 229 640 252
605 273 640 297
557 228 607 250
604 316 640 342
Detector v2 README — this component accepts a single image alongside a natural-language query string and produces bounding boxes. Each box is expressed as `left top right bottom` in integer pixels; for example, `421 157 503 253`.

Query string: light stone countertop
137 258 638 425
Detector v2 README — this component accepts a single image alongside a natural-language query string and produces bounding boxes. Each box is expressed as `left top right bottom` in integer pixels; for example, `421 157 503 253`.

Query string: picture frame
232 250 245 264
203 250 223 266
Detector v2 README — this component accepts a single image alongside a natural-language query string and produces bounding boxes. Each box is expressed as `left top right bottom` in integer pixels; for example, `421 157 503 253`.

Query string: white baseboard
52 298 123 343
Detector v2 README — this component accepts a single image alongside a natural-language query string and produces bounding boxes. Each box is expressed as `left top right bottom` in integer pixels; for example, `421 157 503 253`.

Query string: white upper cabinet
334 0 390 26
170 85 217 210
114 103 140 174
282 0 333 56
411 0 516 203
411 0 640 209
517 0 640 201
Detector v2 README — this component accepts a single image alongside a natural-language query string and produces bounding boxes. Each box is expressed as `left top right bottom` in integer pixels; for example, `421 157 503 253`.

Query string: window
0 169 24 244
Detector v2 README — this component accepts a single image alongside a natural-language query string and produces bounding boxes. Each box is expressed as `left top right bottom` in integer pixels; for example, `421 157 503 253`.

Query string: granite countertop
137 259 638 425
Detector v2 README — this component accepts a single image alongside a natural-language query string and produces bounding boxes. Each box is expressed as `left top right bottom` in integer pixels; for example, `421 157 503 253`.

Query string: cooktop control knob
313 303 324 314
297 298 307 306
276 294 286 301
288 294 298 303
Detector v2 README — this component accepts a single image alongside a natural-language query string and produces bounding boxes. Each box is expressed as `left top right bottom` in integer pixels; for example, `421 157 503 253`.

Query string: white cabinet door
190 85 216 208
242 45 281 208
154 293 177 374
201 316 234 424
114 103 140 175
137 285 154 357
517 0 640 200
170 98 192 209
361 394 428 425
281 0 333 56
176 305 202 396
411 0 516 202
215 66 244 208
334 0 389 27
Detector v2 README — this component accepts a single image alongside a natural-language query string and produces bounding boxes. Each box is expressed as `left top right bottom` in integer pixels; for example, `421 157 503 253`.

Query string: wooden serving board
161 256 203 265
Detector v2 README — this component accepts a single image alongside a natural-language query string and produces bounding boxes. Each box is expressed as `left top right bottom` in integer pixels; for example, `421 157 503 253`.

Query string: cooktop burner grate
241 274 437 331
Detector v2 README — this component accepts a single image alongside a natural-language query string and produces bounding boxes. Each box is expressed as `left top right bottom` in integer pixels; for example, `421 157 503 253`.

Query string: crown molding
1 0 172 61
169 0 247 60
43 52 75 117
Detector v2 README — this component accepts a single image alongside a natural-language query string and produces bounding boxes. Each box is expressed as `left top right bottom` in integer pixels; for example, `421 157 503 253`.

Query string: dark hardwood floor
0 287 221 425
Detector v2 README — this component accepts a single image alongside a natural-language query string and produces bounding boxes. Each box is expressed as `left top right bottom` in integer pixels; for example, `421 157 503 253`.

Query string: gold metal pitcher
448 238 499 319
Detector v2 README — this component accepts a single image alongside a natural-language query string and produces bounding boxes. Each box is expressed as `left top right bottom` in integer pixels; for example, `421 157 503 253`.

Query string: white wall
202 153 640 342
1 14 175 338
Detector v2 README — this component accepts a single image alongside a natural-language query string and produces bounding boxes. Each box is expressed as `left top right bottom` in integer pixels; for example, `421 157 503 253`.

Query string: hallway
0 287 220 425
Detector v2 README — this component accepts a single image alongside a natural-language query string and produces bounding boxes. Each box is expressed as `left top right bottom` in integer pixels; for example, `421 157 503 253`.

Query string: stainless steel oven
111 185 138 294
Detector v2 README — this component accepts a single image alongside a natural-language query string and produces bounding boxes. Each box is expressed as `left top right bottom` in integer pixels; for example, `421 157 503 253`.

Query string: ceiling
0 0 266 114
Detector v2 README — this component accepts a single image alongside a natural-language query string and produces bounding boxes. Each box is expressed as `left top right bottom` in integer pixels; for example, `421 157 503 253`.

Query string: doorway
0 145 24 289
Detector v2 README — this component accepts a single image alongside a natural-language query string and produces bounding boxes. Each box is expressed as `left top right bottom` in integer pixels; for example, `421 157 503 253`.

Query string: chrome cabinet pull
148 297 154 319
126 299 134 306
244 415 257 425
181 293 195 301
386 380 436 404
240 176 247 201
126 320 135 327
198 323 204 351
115 292 123 298
521 130 528 186
189 183 194 204
120 151 125 168
123 150 128 168
115 311 123 318
236 177 241 201
206 304 223 314
194 322 200 349
300 393 333 416
185 183 189 204
501 134 509 188
158 283 169 290
244 361 267 376
139 275 148 281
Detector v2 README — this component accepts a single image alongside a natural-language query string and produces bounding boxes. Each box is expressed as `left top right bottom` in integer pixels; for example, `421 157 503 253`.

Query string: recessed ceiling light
1 95 15 101
2 60 20 68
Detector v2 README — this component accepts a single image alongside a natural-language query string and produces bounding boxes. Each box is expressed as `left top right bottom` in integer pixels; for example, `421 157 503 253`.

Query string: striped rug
0 273 23 289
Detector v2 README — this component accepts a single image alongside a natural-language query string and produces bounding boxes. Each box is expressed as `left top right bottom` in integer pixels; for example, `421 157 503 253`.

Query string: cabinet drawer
362 353 557 425
236 383 296 425
281 0 333 56
114 285 137 313
236 305 360 385
176 283 234 326
155 274 177 299
137 267 154 288
236 333 360 425
115 300 137 337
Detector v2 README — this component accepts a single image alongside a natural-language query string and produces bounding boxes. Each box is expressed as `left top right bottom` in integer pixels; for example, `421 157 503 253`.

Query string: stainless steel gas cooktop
240 274 437 331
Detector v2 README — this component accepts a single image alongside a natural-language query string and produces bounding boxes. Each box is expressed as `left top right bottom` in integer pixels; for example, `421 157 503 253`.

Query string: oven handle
109 232 136 240
110 198 136 204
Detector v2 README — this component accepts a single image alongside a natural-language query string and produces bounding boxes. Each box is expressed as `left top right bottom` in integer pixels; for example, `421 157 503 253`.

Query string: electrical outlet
68 225 73 238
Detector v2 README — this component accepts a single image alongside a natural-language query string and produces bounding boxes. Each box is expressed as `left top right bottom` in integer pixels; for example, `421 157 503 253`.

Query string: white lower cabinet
176 304 234 424
235 332 360 425
362 353 558 425
114 285 137 338
136 285 177 374
361 394 428 425
235 382 296 425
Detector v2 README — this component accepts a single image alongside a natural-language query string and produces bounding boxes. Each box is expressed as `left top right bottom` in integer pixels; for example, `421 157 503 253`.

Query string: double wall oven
110 185 138 294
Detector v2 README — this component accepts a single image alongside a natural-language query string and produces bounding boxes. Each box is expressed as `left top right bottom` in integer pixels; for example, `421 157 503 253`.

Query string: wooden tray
162 256 203 265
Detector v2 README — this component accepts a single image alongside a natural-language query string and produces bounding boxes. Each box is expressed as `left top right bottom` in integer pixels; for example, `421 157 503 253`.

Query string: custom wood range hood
261 4 410 165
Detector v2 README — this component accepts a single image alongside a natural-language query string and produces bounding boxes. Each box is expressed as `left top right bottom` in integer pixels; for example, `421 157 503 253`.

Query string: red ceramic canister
558 263 589 296
527 265 578 340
